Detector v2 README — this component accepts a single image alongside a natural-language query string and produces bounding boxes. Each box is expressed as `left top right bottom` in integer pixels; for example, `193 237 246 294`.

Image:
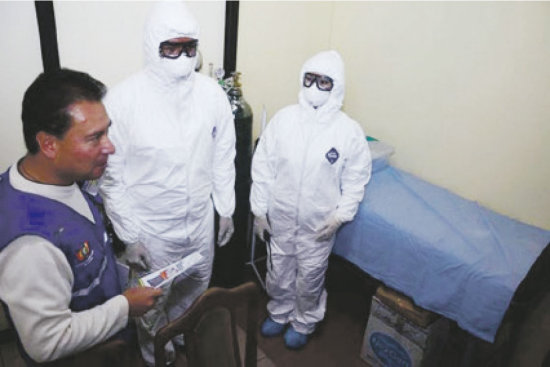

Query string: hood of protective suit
144 1 200 84
298 50 345 117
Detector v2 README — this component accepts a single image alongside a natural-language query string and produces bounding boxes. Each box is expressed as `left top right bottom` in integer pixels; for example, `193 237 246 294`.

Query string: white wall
55 1 226 88
237 1 550 230
0 1 43 171
238 1 334 133
0 0 226 170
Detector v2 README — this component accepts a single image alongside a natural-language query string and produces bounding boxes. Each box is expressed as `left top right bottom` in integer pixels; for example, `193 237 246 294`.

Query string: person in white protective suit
250 50 372 349
99 1 236 365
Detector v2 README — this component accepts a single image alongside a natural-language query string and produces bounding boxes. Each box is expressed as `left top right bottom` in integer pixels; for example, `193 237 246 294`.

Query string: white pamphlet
138 252 203 288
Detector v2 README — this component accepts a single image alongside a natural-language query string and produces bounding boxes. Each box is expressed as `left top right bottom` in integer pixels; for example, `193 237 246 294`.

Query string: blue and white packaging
138 252 204 288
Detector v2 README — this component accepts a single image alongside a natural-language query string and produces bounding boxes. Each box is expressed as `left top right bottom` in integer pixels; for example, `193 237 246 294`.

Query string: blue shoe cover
261 317 287 337
284 326 308 349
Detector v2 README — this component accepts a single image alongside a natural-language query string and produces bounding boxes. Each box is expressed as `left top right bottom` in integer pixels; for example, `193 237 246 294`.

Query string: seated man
0 69 162 365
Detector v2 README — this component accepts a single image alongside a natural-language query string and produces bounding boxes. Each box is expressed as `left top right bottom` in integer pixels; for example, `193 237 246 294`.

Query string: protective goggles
303 72 334 92
159 39 198 59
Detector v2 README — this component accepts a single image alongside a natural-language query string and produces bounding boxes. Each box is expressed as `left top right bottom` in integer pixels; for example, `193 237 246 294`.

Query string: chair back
154 281 260 367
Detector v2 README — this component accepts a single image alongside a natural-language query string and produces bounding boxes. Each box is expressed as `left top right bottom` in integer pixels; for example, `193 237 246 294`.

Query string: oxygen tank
228 72 253 201
213 71 253 287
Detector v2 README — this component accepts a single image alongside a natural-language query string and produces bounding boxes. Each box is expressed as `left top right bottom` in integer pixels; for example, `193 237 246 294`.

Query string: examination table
333 153 550 344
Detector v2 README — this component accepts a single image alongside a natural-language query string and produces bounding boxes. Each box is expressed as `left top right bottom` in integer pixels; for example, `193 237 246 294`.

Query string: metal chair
154 281 260 367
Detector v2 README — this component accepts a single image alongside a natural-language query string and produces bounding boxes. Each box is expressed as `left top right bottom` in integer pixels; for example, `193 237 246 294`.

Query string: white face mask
159 55 196 80
303 86 330 108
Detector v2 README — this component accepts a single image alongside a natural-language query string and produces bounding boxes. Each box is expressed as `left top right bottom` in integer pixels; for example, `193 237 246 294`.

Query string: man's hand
316 214 344 241
254 215 271 242
123 287 162 317
217 217 234 247
121 242 151 272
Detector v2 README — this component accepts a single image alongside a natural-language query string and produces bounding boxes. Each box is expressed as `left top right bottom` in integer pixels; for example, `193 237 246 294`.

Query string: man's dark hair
21 68 107 154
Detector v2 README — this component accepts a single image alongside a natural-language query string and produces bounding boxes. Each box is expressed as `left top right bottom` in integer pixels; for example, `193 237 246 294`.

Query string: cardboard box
374 286 438 328
361 292 449 367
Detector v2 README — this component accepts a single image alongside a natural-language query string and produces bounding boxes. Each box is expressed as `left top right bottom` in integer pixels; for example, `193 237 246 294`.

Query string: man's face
53 101 115 184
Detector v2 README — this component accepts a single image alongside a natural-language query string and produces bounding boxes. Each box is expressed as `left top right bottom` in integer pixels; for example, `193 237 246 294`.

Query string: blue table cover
333 165 550 342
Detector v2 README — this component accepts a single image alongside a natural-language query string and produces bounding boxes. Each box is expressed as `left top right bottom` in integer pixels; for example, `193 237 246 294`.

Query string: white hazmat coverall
250 50 372 335
99 2 235 364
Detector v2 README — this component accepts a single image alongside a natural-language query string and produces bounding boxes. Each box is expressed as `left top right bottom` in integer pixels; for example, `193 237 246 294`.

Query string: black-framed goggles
303 72 334 92
159 39 198 59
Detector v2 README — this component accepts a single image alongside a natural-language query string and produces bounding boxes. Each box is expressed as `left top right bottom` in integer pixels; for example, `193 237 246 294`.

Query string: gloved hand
122 242 151 272
217 217 234 247
254 215 271 242
316 214 344 241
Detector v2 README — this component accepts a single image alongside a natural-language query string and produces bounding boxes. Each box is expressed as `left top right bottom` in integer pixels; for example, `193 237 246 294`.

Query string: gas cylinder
212 71 253 287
